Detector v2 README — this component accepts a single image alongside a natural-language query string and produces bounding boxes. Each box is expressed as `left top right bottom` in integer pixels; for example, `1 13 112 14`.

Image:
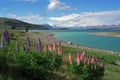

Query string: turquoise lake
29 30 120 52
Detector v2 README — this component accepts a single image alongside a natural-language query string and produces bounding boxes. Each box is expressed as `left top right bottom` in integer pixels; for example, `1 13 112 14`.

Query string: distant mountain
0 17 49 30
68 24 120 30
42 24 53 29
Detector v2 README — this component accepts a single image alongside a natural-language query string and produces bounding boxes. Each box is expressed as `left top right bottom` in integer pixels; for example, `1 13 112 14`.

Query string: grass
0 29 120 80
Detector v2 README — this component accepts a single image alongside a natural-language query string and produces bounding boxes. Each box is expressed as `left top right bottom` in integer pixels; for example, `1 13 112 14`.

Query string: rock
113 61 120 66
68 41 72 45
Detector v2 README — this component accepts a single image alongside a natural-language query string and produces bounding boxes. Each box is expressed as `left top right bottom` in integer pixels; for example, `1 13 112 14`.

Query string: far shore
89 32 120 37
27 31 120 56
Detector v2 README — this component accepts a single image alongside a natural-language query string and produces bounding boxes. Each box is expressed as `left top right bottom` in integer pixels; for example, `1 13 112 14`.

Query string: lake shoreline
28 31 120 56
89 32 120 37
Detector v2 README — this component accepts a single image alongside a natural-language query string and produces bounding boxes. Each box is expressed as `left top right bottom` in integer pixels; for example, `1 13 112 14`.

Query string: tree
11 25 16 29
25 25 29 32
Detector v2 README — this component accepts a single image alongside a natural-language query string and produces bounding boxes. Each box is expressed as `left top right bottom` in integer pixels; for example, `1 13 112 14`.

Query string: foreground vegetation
0 29 120 80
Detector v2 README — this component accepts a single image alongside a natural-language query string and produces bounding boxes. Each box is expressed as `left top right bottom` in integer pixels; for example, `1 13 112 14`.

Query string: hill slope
0 17 49 30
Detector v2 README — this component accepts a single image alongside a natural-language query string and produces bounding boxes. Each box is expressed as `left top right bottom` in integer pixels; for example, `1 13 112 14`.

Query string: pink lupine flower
91 57 95 64
53 40 56 52
53 53 56 61
43 43 47 52
76 53 80 65
87 57 91 65
82 51 85 58
58 46 62 55
69 52 72 64
48 44 52 52
84 57 87 64
80 53 83 61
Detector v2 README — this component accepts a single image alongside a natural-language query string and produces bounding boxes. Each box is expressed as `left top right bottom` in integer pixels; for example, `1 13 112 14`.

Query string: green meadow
0 29 120 80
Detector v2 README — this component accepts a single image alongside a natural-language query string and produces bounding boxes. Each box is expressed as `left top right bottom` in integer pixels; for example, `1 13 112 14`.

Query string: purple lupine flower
25 45 29 52
16 41 20 51
4 30 10 43
26 36 30 50
0 35 4 48
35 38 41 51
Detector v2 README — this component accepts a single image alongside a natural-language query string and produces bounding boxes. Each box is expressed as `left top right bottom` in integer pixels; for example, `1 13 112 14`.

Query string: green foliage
25 25 29 32
68 62 104 80
11 26 16 29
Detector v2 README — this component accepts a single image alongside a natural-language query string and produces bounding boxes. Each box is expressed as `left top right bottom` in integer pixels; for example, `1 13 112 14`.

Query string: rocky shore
27 32 120 56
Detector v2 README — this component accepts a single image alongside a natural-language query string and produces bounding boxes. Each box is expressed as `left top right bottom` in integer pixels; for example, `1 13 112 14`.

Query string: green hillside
0 17 49 30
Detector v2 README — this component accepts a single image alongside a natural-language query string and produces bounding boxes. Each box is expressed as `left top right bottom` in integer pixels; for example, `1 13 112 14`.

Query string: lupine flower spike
0 35 4 48
53 40 56 52
4 30 10 43
48 44 52 52
36 38 41 51
26 36 30 51
16 41 20 51
69 52 72 64
76 53 80 65
58 45 62 55
43 43 47 52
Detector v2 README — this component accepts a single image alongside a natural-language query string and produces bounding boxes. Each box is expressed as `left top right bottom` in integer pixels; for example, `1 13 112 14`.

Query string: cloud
18 0 38 3
7 13 43 24
48 0 71 11
49 9 120 27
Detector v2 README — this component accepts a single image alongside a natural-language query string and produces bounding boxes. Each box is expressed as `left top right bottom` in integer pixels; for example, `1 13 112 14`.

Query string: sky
0 0 120 27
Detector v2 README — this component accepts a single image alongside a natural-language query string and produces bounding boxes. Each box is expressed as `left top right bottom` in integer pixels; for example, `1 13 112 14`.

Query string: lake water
29 30 120 52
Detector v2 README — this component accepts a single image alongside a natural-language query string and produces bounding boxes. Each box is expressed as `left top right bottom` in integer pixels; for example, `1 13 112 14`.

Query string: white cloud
7 13 43 24
49 9 120 27
18 0 38 3
48 0 71 11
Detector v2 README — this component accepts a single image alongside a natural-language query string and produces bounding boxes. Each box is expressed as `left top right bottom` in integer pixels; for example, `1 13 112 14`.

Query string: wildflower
26 36 30 47
76 53 80 65
58 45 62 55
4 30 10 43
0 35 4 48
48 44 52 52
36 38 41 51
53 40 56 52
53 53 56 61
43 43 47 52
16 41 20 51
91 57 95 64
69 52 72 64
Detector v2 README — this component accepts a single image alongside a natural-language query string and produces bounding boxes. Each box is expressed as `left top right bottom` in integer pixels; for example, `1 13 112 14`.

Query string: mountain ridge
0 17 49 30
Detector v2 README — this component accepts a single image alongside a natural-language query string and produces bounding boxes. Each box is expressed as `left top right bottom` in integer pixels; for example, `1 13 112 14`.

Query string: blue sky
0 0 120 27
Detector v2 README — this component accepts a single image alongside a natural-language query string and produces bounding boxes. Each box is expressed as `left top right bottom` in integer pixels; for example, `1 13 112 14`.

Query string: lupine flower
43 43 47 52
87 57 91 65
53 53 56 61
25 45 29 52
82 51 85 58
16 41 20 51
4 30 10 43
76 53 80 65
48 44 52 52
101 61 105 68
53 40 56 52
35 38 41 51
91 57 95 64
58 46 62 55
84 57 87 64
80 53 83 61
0 35 4 48
69 52 72 64
26 36 30 49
